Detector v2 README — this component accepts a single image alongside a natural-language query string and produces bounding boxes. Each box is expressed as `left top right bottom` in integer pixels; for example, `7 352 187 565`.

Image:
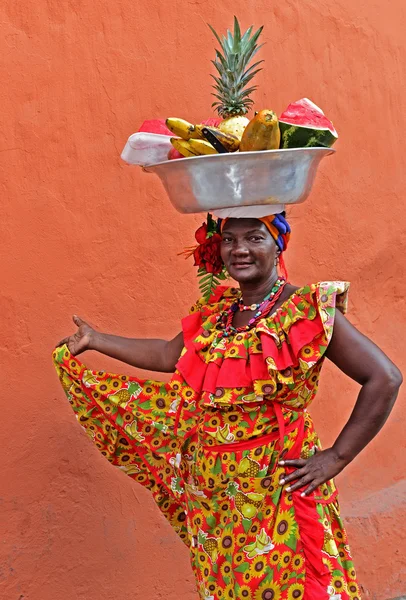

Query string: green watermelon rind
279 121 338 149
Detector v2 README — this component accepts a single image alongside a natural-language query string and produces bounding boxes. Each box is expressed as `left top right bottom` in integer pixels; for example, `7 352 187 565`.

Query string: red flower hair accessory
180 213 227 301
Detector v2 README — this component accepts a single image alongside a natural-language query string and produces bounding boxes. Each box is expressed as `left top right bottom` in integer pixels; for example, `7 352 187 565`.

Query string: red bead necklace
218 278 287 337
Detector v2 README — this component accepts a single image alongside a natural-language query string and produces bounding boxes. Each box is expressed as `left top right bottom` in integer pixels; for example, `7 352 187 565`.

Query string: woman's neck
239 272 280 306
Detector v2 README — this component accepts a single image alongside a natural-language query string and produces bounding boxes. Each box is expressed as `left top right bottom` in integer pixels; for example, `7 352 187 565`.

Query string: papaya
239 110 281 152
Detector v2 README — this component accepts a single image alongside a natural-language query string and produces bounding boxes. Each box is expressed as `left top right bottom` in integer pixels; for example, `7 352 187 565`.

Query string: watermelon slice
138 119 173 136
279 98 338 149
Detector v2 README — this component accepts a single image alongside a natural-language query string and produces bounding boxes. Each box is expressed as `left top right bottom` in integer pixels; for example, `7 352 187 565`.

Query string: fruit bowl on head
121 133 335 215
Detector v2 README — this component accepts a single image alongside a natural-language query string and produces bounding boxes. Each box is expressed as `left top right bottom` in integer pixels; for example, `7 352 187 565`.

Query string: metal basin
143 147 335 214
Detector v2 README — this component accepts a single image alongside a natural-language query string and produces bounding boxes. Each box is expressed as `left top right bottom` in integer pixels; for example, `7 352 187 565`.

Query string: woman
53 213 402 600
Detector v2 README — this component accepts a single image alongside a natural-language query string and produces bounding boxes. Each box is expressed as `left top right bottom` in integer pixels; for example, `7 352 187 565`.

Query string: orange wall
1 1 405 598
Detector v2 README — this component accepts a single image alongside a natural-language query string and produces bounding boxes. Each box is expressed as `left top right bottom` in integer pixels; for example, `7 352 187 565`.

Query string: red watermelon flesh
201 118 222 128
138 119 173 136
138 118 221 137
279 98 338 148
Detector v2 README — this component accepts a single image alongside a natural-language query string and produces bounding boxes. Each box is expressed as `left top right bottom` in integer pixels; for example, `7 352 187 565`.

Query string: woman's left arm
279 310 403 496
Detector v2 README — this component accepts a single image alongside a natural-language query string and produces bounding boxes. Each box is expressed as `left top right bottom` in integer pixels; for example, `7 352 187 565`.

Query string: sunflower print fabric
53 281 361 600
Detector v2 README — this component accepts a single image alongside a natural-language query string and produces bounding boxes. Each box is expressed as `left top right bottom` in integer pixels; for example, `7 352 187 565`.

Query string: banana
188 138 218 155
244 528 273 558
258 528 269 544
215 423 235 443
82 370 99 388
257 528 271 550
170 137 200 158
194 125 240 151
166 118 199 141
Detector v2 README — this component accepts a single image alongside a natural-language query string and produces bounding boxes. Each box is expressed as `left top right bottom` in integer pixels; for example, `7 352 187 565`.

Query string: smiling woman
222 220 280 278
53 211 402 600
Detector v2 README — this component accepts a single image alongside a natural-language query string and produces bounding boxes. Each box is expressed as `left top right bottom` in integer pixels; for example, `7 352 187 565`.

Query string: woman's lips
232 262 254 269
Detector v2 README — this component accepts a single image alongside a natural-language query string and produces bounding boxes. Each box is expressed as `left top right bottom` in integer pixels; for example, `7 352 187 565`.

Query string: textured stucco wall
1 0 405 598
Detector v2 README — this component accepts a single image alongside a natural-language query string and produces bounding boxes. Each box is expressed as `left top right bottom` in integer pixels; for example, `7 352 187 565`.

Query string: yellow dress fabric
53 281 361 600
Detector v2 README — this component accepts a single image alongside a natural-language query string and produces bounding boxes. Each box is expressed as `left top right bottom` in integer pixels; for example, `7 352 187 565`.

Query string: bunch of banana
170 137 218 158
207 423 235 443
166 118 201 141
243 528 274 558
166 117 240 157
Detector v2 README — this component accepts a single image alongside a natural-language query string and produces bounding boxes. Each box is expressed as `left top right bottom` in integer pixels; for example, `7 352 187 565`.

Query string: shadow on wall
342 480 406 599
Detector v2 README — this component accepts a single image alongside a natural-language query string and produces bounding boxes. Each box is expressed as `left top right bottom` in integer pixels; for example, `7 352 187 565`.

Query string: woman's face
220 218 279 284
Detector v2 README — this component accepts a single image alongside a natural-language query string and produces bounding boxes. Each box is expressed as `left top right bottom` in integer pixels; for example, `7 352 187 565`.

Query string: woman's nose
232 241 249 256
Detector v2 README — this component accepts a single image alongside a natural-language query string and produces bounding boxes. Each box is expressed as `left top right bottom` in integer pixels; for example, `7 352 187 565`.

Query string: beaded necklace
238 282 281 312
217 278 286 337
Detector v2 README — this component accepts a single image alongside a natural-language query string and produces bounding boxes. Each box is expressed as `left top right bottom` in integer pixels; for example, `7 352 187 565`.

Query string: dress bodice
173 281 349 413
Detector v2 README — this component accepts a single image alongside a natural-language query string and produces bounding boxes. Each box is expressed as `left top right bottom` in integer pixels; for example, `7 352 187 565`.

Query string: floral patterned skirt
53 346 361 600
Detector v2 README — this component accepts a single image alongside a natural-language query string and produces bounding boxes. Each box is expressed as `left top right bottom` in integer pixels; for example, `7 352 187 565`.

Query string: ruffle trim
176 282 349 396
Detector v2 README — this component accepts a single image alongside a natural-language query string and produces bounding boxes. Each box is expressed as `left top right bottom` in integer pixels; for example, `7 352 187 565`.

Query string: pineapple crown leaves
226 480 240 497
208 16 264 116
198 530 208 545
127 381 141 394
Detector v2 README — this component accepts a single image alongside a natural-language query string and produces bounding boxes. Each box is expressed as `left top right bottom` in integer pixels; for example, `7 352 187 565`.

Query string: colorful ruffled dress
53 281 361 600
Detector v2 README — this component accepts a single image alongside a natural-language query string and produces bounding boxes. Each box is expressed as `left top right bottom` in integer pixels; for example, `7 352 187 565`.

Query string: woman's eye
222 237 232 243
249 236 263 242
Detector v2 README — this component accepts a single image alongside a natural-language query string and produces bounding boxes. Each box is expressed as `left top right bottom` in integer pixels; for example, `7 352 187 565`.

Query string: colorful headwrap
221 212 291 253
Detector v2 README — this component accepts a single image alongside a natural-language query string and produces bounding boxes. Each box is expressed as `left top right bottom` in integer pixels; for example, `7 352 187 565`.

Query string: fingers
279 455 320 494
72 315 83 327
280 469 321 495
280 466 307 486
279 458 306 468
301 481 319 497
56 337 69 347
285 474 313 493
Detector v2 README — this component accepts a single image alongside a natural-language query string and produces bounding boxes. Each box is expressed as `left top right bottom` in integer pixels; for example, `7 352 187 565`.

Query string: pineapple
198 531 219 562
238 457 260 477
209 16 264 139
226 481 264 519
300 442 312 459
108 382 141 405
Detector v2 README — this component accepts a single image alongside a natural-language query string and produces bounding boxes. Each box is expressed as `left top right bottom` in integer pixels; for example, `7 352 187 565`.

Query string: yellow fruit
218 116 250 140
239 110 280 152
170 138 200 158
241 503 257 519
188 138 218 155
198 531 219 562
247 492 264 502
166 118 197 141
109 389 131 403
194 125 240 151
238 457 260 477
215 423 235 443
238 458 251 474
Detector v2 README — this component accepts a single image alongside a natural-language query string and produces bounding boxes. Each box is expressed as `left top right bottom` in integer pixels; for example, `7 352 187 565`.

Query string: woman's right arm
57 316 184 373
